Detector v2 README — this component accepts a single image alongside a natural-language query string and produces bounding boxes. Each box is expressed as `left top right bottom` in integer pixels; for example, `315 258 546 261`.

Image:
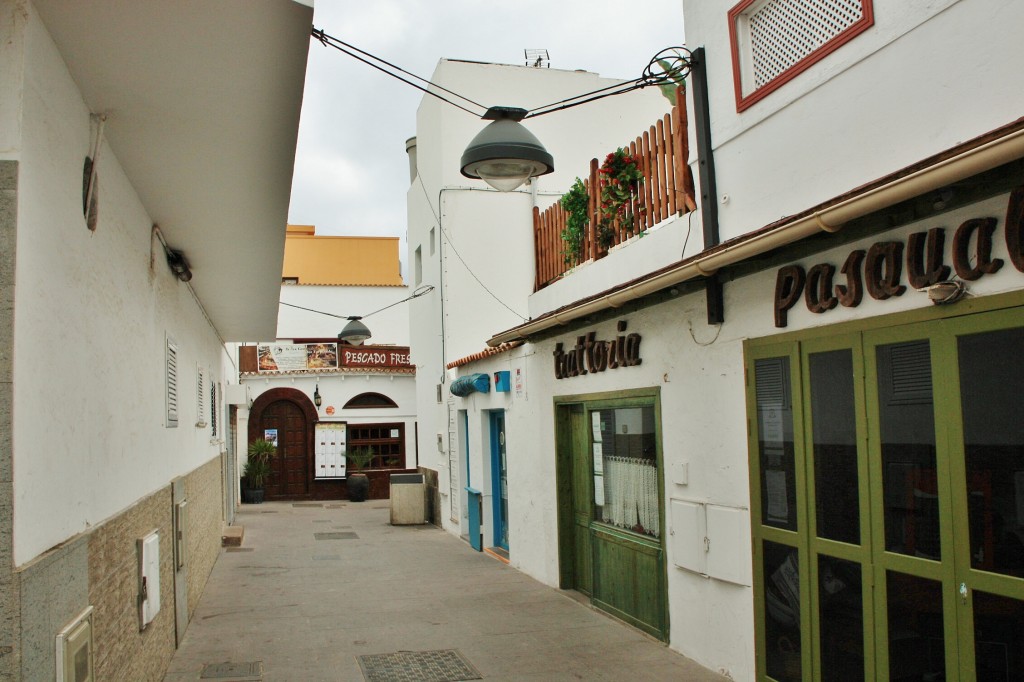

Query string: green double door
747 304 1024 681
556 390 668 641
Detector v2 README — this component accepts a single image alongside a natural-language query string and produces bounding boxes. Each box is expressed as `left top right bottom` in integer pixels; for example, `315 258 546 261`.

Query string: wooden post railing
533 85 696 291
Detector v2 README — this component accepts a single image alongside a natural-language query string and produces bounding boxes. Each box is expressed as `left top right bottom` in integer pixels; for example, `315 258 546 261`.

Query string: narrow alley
163 502 728 682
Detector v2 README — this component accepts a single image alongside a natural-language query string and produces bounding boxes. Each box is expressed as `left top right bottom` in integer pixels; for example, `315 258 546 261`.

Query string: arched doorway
249 387 318 500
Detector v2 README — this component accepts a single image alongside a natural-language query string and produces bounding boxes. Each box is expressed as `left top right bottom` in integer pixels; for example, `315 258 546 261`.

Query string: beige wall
283 226 403 286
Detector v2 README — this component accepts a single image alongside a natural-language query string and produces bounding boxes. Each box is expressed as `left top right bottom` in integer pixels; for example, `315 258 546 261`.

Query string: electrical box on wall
56 605 94 682
669 499 751 586
225 383 248 406
494 371 511 392
137 530 161 630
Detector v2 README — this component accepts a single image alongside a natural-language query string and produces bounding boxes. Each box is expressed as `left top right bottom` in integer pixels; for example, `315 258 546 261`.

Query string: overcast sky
287 0 685 274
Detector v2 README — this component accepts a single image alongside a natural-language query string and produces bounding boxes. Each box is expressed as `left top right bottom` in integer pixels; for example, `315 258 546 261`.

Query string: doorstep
221 525 244 547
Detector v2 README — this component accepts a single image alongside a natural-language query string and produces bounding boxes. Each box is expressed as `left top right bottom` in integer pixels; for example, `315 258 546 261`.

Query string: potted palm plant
241 439 275 504
345 446 375 502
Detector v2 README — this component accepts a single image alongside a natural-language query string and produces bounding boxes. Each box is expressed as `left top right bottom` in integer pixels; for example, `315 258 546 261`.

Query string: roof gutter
488 125 1024 346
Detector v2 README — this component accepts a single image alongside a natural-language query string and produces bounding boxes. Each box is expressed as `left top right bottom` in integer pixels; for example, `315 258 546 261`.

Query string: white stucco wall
8 6 232 565
682 0 1024 245
458 188 1024 680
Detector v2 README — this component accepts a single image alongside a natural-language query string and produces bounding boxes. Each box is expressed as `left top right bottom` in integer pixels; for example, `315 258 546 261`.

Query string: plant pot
241 488 265 504
347 472 369 502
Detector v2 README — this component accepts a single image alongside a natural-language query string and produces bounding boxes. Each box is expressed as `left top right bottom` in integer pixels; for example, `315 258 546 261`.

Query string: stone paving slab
164 502 728 682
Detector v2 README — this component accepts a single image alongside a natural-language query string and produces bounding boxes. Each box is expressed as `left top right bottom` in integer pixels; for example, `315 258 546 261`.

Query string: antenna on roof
524 49 549 68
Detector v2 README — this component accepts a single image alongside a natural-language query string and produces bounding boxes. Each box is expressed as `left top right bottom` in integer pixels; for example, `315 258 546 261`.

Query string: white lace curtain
601 456 659 537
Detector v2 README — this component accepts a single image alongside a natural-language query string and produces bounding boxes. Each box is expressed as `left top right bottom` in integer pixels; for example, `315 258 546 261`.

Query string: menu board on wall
257 343 339 372
315 422 347 479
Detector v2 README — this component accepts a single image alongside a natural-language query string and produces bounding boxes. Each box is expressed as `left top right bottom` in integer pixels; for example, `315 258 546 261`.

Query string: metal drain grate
225 547 254 553
357 650 481 682
314 532 359 540
200 661 262 679
293 503 323 508
312 554 341 561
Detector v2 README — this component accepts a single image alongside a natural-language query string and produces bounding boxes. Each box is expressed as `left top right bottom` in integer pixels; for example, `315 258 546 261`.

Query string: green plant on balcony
598 148 644 249
559 177 589 266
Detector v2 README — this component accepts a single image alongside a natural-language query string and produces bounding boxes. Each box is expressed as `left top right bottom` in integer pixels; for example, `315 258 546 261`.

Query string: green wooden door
748 303 1024 680
556 391 668 640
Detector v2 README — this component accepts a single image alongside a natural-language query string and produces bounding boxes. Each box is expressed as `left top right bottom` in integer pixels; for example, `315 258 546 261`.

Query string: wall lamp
152 224 193 282
165 250 193 282
460 107 553 192
313 383 322 407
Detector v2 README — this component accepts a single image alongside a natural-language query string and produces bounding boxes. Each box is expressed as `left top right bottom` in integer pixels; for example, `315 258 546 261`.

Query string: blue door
489 411 509 551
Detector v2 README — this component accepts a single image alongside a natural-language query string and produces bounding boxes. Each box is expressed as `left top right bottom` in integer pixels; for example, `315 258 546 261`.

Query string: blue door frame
489 411 509 551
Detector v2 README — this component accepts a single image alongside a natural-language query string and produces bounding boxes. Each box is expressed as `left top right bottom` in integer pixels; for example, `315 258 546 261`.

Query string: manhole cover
314 532 359 541
225 547 254 553
313 519 331 524
260 510 278 514
357 650 481 682
326 504 347 509
200 661 262 679
312 554 341 561
293 503 323 508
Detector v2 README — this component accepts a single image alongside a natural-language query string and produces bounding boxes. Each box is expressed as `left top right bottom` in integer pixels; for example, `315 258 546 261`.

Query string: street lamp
460 107 553 192
338 316 372 345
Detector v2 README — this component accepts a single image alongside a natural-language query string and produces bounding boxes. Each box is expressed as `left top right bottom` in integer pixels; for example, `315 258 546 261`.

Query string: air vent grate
750 0 865 88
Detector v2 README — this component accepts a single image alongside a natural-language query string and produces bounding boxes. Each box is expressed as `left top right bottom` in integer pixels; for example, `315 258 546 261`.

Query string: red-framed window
728 0 874 112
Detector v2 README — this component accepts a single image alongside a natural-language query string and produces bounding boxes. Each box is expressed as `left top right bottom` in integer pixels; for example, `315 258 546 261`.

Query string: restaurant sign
773 187 1024 327
553 320 642 379
257 343 412 372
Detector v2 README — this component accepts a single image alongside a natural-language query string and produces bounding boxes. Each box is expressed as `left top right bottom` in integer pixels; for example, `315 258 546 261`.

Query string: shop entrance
556 389 668 640
746 302 1024 681
489 411 509 552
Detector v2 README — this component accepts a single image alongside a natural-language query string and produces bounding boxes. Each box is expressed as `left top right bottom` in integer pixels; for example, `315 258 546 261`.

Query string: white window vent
56 606 94 682
729 0 873 110
165 336 178 428
196 365 207 428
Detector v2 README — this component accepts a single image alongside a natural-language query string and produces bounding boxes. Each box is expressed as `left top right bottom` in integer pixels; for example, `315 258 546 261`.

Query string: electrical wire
525 47 692 118
311 27 691 121
279 284 435 321
312 28 487 118
414 176 529 322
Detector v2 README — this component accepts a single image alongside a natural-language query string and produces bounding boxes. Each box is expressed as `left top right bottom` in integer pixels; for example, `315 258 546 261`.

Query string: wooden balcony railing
533 86 696 291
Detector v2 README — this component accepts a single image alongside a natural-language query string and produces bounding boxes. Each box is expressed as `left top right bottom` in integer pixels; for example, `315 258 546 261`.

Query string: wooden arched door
261 400 308 498
249 387 317 500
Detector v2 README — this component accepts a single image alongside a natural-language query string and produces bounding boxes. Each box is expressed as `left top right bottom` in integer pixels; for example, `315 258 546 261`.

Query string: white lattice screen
748 0 866 88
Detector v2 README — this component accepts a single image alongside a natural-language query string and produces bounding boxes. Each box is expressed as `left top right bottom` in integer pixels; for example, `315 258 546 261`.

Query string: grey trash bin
389 473 426 525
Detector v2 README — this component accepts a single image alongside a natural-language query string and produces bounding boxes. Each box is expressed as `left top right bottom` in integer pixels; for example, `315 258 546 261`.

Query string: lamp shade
338 317 371 345
461 111 553 192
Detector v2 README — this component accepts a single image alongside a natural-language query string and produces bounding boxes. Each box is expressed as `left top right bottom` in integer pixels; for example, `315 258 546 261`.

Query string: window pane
876 341 941 559
756 357 798 531
592 406 659 537
809 349 860 544
972 589 1024 681
764 540 801 682
887 571 946 681
818 555 864 681
958 326 1024 579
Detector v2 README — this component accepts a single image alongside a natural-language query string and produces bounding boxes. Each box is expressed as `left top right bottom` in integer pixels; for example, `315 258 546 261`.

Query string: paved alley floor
164 501 729 682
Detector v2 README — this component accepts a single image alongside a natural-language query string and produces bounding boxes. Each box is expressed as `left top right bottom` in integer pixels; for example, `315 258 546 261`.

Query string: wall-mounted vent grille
750 0 864 87
729 0 873 110
755 357 790 408
885 341 932 405
166 336 178 427
211 382 219 437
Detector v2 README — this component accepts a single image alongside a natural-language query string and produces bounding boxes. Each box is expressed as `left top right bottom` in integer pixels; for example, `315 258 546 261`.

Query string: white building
0 1 310 678
406 58 675 533
430 2 1024 680
236 230 419 502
